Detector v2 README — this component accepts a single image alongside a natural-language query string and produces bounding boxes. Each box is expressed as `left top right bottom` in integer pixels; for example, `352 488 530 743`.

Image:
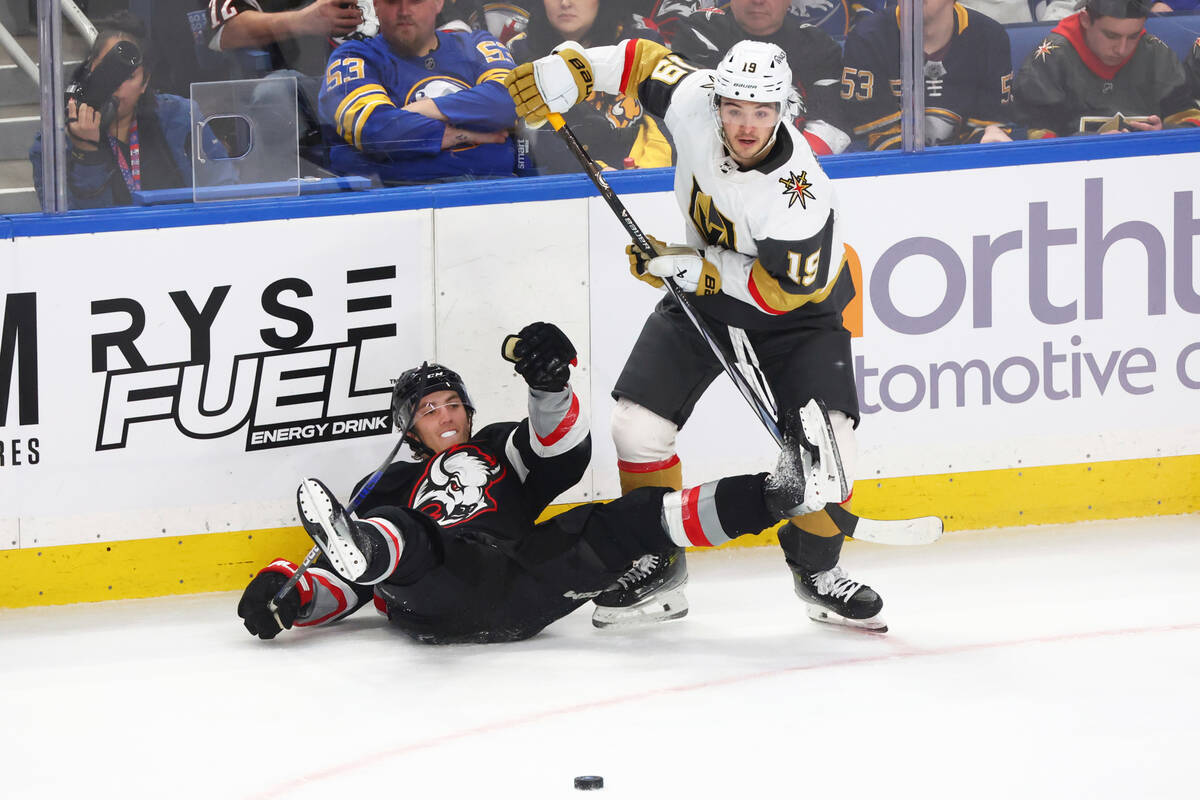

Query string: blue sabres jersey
318 30 518 184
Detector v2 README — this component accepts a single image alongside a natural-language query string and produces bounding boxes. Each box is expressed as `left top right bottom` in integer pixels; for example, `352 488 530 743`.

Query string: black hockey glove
510 321 577 392
237 571 301 640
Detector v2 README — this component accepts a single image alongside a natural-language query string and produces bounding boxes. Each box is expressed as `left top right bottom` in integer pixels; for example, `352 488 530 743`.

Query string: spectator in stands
508 0 673 172
959 0 1076 25
30 12 233 209
1013 0 1200 138
668 0 852 154
643 0 884 42
317 0 518 184
841 0 1015 149
206 0 369 76
1186 37 1200 100
206 1 379 172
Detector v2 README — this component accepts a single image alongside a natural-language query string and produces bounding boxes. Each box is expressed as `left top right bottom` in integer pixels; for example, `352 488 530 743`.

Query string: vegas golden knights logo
689 178 737 250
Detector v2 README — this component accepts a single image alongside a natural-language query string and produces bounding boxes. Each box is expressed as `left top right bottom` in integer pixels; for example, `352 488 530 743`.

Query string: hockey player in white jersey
506 39 887 632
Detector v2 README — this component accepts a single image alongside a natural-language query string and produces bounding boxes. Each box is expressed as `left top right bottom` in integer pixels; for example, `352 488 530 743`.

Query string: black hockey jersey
841 4 1014 149
669 6 852 154
1012 13 1200 137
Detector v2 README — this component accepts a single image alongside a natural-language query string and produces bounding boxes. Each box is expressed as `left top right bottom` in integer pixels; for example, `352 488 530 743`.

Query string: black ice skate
592 549 689 629
296 478 375 582
791 564 887 633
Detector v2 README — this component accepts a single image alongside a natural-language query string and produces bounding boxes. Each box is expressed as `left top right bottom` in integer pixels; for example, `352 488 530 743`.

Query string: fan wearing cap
504 40 888 634
1013 0 1200 138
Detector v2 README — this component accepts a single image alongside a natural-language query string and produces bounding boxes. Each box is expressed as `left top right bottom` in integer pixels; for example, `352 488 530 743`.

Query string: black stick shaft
548 113 783 445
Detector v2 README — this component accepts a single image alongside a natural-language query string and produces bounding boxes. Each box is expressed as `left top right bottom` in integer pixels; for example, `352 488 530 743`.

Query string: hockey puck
574 775 604 790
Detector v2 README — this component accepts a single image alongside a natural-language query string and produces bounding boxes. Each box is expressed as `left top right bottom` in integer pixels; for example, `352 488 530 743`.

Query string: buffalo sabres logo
779 170 815 209
411 445 505 525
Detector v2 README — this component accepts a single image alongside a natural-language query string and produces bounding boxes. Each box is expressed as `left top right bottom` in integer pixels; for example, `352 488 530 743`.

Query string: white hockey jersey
583 39 857 330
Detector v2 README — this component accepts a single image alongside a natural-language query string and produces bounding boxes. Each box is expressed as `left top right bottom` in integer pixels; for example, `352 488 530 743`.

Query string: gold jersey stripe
334 84 390 129
351 98 395 148
749 247 849 314
477 67 512 85
620 39 673 100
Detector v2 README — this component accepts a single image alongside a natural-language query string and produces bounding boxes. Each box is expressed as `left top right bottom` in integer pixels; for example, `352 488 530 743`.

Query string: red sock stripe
363 517 403 576
535 391 580 447
372 594 388 616
680 486 713 547
617 454 680 473
619 39 638 94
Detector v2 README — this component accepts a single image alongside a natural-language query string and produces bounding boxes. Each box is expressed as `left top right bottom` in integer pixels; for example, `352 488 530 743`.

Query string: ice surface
2 515 1197 799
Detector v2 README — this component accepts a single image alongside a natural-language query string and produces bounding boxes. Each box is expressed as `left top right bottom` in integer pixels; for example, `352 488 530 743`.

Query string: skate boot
296 478 376 582
791 564 887 633
592 548 689 629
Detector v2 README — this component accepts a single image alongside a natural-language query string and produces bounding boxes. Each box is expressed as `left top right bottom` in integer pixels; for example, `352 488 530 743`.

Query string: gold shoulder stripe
621 39 674 99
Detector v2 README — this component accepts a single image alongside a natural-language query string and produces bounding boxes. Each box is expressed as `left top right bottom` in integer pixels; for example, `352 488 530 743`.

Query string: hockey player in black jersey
237 322 852 644
841 0 1015 149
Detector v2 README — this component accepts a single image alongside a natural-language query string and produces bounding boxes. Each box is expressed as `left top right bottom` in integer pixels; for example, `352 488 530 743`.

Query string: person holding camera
30 12 233 209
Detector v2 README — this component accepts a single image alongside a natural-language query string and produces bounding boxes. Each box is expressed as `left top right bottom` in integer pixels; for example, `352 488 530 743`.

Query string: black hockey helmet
391 362 475 435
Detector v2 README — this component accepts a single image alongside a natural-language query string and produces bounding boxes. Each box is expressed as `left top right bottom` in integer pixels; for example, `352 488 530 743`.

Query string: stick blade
850 515 944 546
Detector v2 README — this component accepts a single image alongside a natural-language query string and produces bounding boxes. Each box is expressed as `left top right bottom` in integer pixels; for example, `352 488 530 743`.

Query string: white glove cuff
534 42 587 113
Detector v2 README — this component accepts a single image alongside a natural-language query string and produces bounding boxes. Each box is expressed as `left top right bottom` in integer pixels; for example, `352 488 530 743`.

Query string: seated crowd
30 0 1200 207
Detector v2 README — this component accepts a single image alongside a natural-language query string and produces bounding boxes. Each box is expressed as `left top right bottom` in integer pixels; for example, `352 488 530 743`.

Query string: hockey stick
266 434 406 625
545 113 942 546
266 371 433 623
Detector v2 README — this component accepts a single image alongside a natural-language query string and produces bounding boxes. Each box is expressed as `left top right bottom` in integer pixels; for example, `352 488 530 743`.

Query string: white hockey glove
505 42 594 126
627 237 722 296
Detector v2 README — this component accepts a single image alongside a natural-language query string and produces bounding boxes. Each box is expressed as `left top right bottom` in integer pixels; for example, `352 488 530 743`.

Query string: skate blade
297 479 365 581
805 604 888 634
796 399 848 507
592 589 690 630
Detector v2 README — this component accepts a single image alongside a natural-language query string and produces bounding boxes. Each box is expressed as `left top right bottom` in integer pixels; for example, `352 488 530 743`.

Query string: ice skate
791 564 887 633
592 549 689 629
764 399 848 519
296 478 375 582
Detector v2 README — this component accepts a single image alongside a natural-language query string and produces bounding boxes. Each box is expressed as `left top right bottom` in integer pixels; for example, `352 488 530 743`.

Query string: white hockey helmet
711 41 795 162
713 40 792 107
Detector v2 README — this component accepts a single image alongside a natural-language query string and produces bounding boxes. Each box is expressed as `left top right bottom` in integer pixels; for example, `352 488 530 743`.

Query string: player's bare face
544 0 600 41
730 0 789 37
377 0 444 56
1080 14 1146 66
719 98 780 166
412 390 470 454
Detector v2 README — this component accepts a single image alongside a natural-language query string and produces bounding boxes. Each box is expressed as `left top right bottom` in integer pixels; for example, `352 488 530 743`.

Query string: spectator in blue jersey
841 0 1015 149
318 0 519 184
30 12 234 209
508 0 674 173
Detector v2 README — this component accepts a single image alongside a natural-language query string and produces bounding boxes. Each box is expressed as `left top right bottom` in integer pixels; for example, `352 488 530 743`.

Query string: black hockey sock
778 510 846 572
